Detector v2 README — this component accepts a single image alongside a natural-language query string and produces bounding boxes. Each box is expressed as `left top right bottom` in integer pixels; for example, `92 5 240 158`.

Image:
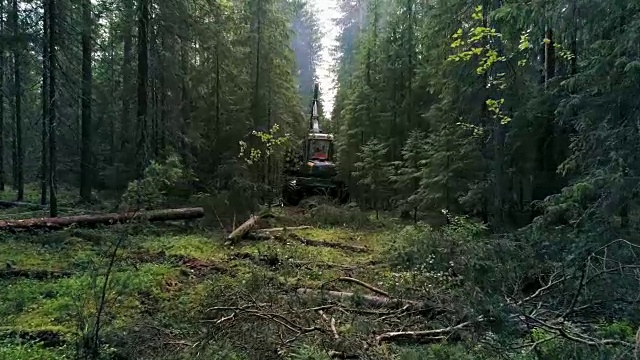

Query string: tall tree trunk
80 0 92 202
135 0 148 177
251 0 262 127
215 41 220 135
40 0 49 205
179 44 190 163
570 0 578 76
0 0 5 192
109 37 116 168
12 0 22 201
158 32 166 155
120 0 133 177
48 0 57 217
544 27 555 88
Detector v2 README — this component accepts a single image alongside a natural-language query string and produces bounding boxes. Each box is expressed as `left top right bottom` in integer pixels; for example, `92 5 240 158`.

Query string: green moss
0 341 72 360
0 239 95 271
0 264 178 334
139 233 225 260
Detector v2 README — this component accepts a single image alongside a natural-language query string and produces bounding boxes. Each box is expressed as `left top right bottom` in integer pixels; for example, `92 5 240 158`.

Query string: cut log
0 207 204 231
226 215 260 244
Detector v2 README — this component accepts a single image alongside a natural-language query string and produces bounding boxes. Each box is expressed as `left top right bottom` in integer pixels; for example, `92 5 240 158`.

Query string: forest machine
282 84 347 205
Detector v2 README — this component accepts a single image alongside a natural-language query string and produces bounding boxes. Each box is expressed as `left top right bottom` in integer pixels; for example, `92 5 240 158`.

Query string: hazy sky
311 0 340 118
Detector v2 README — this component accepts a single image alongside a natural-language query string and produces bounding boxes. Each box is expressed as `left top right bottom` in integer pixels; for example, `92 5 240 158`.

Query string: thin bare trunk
0 0 5 192
48 0 57 217
12 0 22 201
80 0 92 202
135 0 148 176
40 0 49 205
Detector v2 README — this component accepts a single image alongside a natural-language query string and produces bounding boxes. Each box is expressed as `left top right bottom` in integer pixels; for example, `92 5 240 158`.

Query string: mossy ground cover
0 197 420 359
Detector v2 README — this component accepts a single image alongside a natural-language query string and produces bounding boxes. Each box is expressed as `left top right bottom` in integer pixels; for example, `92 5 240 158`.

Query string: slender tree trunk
405 0 413 132
80 0 92 202
179 44 189 163
150 24 158 159
12 0 22 201
135 0 148 177
544 27 555 88
251 0 262 127
570 0 578 76
0 0 5 192
215 41 220 135
159 38 166 155
109 37 116 168
48 0 58 217
120 0 133 177
40 0 49 205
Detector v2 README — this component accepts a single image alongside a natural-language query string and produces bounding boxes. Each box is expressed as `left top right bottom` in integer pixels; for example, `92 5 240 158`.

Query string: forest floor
0 189 451 360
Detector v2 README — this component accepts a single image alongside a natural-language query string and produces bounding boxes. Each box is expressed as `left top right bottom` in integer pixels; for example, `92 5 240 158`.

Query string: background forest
0 0 639 359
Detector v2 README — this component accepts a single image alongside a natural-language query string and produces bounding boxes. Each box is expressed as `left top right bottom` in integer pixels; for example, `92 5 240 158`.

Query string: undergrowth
0 199 637 359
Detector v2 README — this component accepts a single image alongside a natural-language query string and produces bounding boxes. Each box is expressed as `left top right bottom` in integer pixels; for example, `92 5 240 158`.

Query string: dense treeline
328 2 640 356
333 0 640 233
0 0 323 214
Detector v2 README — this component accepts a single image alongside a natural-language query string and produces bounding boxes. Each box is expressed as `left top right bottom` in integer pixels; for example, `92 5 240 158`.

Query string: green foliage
286 345 331 360
238 124 291 166
398 344 489 360
306 204 381 229
120 156 187 211
354 138 392 214
389 217 488 272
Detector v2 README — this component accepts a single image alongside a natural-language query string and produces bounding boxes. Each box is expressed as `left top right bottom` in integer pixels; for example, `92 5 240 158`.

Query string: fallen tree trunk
0 207 204 231
226 215 260 244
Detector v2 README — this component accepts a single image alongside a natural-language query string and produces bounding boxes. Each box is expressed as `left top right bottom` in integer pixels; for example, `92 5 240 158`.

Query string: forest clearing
0 189 465 360
0 185 637 359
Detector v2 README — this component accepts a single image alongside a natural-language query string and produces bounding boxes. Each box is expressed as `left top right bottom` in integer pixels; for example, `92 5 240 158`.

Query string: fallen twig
259 226 313 232
296 288 421 310
325 277 390 298
375 317 483 344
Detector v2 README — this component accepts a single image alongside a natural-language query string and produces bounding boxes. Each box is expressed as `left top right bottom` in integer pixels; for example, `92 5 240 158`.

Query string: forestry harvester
282 84 348 205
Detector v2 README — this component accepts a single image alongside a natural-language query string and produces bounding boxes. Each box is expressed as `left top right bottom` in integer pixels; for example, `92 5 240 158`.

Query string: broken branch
375 317 483 344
